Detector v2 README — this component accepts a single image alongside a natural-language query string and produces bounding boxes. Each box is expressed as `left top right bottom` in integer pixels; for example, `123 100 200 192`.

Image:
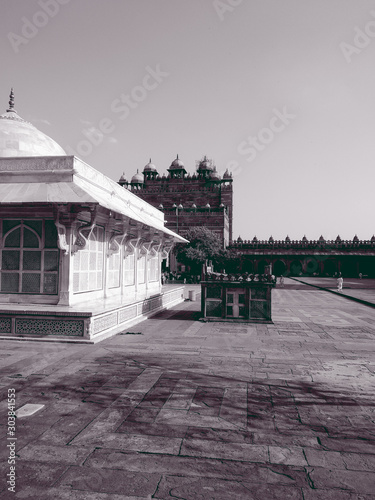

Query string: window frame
0 219 59 295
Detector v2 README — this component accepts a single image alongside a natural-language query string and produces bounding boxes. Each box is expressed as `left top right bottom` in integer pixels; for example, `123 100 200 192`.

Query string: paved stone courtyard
0 279 374 499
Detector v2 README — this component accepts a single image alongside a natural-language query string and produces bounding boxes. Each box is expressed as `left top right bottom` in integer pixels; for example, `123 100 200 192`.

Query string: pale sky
1 0 375 240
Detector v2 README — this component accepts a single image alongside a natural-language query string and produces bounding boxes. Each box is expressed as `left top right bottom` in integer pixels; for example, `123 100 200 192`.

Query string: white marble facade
0 156 183 307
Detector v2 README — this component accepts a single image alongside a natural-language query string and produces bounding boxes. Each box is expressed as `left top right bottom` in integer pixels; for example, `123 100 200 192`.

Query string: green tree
217 247 241 274
175 227 224 274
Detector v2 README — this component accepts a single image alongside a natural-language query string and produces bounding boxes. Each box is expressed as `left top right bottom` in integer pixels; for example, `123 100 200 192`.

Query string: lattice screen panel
108 252 121 289
0 220 59 295
123 255 135 286
72 225 104 293
1 274 19 292
22 273 41 293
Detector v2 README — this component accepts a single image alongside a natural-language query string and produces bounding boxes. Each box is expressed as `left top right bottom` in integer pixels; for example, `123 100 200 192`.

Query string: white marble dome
0 92 66 157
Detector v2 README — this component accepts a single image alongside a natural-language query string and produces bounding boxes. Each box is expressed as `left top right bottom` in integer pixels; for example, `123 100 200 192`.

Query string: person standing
280 275 285 287
337 274 343 292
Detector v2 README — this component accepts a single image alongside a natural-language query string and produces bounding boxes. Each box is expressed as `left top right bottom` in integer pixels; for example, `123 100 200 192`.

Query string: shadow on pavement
152 308 202 321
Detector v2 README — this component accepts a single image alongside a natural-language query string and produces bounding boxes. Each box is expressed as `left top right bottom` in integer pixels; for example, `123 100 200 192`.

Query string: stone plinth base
0 287 184 343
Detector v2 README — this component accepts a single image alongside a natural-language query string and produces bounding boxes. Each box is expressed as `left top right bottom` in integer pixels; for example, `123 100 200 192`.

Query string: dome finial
6 88 16 113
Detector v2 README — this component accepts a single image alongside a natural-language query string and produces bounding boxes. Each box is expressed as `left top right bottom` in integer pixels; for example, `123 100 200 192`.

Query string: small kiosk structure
0 91 187 342
201 272 273 323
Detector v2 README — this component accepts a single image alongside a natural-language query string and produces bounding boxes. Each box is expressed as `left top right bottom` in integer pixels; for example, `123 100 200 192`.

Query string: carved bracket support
107 218 130 257
53 209 69 255
161 236 175 260
123 234 139 259
149 241 162 258
147 231 164 259
138 238 153 259
108 231 127 256
72 209 97 255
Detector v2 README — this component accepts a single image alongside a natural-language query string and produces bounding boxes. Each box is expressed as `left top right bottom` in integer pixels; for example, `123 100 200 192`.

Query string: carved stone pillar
107 216 129 298
54 205 75 306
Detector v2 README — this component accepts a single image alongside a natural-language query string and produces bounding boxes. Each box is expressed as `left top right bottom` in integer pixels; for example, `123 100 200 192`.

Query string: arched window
0 220 59 294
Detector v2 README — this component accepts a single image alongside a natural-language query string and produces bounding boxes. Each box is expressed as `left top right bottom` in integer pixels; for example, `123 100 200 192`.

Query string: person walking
279 275 285 288
337 274 343 292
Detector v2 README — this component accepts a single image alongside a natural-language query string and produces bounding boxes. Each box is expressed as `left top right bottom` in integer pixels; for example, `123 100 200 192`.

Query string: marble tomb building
0 91 186 342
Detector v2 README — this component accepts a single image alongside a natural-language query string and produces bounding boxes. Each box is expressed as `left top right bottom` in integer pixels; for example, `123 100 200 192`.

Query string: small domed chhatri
209 166 221 181
143 158 157 172
199 155 213 171
170 154 185 169
0 89 66 157
131 169 143 184
197 155 215 179
167 154 187 179
142 158 158 181
223 168 232 180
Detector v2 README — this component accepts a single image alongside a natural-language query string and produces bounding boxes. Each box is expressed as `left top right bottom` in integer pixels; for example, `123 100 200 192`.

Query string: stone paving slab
2 487 148 500
17 443 93 465
153 475 304 499
0 283 375 498
292 277 375 306
56 466 160 497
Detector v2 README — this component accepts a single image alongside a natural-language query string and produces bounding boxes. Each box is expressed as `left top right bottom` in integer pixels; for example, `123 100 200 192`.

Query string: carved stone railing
204 272 275 283
230 239 375 251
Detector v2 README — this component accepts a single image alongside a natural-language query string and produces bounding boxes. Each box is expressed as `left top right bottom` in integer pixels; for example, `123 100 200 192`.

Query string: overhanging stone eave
0 155 186 243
